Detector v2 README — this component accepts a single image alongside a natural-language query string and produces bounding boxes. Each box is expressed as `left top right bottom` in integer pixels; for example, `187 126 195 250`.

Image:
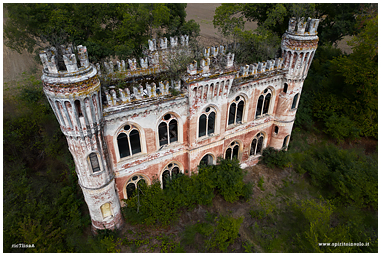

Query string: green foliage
260 147 291 169
181 213 243 252
292 199 353 253
213 3 368 46
4 3 200 61
122 158 251 226
324 114 361 142
292 144 377 209
257 176 265 191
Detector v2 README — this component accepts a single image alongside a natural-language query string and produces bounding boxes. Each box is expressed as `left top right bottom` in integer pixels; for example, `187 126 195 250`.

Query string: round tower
39 45 124 231
270 17 319 150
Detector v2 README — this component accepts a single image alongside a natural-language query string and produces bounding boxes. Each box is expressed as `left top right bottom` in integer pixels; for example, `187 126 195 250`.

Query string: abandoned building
39 17 319 231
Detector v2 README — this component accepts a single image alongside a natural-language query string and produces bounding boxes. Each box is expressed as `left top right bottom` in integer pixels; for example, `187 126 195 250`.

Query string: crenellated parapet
281 17 319 79
103 79 182 107
236 57 284 79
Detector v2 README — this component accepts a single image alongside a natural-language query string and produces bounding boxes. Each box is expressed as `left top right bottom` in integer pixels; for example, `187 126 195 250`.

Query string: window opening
75 100 83 117
126 175 146 198
250 132 265 156
101 203 112 218
283 83 288 93
200 154 214 166
283 135 290 149
228 96 245 125
158 114 178 146
117 124 141 159
89 153 101 172
162 162 182 189
291 93 299 109
274 126 279 134
199 106 216 138
225 141 240 160
256 89 272 118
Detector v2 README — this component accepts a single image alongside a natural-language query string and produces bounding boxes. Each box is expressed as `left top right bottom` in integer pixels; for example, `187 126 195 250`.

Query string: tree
213 3 370 46
4 3 200 62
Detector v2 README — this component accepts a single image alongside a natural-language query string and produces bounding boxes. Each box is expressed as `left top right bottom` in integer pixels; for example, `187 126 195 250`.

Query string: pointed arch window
256 88 272 118
225 141 240 160
228 96 245 125
126 175 147 199
159 114 178 146
250 132 264 156
291 93 299 109
117 124 141 159
199 106 216 137
200 154 214 166
162 162 182 189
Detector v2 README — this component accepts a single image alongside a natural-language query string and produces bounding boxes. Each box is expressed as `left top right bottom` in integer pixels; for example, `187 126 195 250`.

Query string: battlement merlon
287 17 319 36
39 44 91 75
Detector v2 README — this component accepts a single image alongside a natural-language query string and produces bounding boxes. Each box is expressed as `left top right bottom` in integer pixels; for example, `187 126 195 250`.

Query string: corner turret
39 45 124 232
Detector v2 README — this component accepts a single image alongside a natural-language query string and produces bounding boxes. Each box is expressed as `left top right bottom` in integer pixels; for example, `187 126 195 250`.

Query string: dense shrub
260 147 291 168
292 144 377 209
122 158 252 226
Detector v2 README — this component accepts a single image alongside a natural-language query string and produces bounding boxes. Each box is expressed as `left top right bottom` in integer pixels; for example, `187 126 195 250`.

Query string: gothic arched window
162 162 181 189
228 96 245 125
158 113 178 146
200 154 214 166
199 106 216 137
117 124 141 159
291 93 299 109
126 175 147 199
256 88 272 118
250 132 264 156
225 141 240 160
88 152 101 173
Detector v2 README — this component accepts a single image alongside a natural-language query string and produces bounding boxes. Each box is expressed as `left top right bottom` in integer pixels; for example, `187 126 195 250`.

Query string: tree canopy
4 3 200 62
213 3 370 45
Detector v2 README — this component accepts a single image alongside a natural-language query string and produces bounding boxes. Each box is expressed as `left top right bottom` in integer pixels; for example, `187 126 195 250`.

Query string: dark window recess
162 170 170 189
199 114 207 137
250 139 257 156
172 167 180 178
117 133 130 158
256 95 264 118
169 120 178 143
275 126 279 134
89 153 101 172
232 145 239 159
208 112 215 135
75 100 83 117
225 148 232 159
291 93 299 109
283 83 288 93
129 129 141 154
283 135 290 148
236 101 244 123
263 93 271 114
256 136 263 155
158 122 168 146
126 183 136 198
200 154 213 166
228 103 236 125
